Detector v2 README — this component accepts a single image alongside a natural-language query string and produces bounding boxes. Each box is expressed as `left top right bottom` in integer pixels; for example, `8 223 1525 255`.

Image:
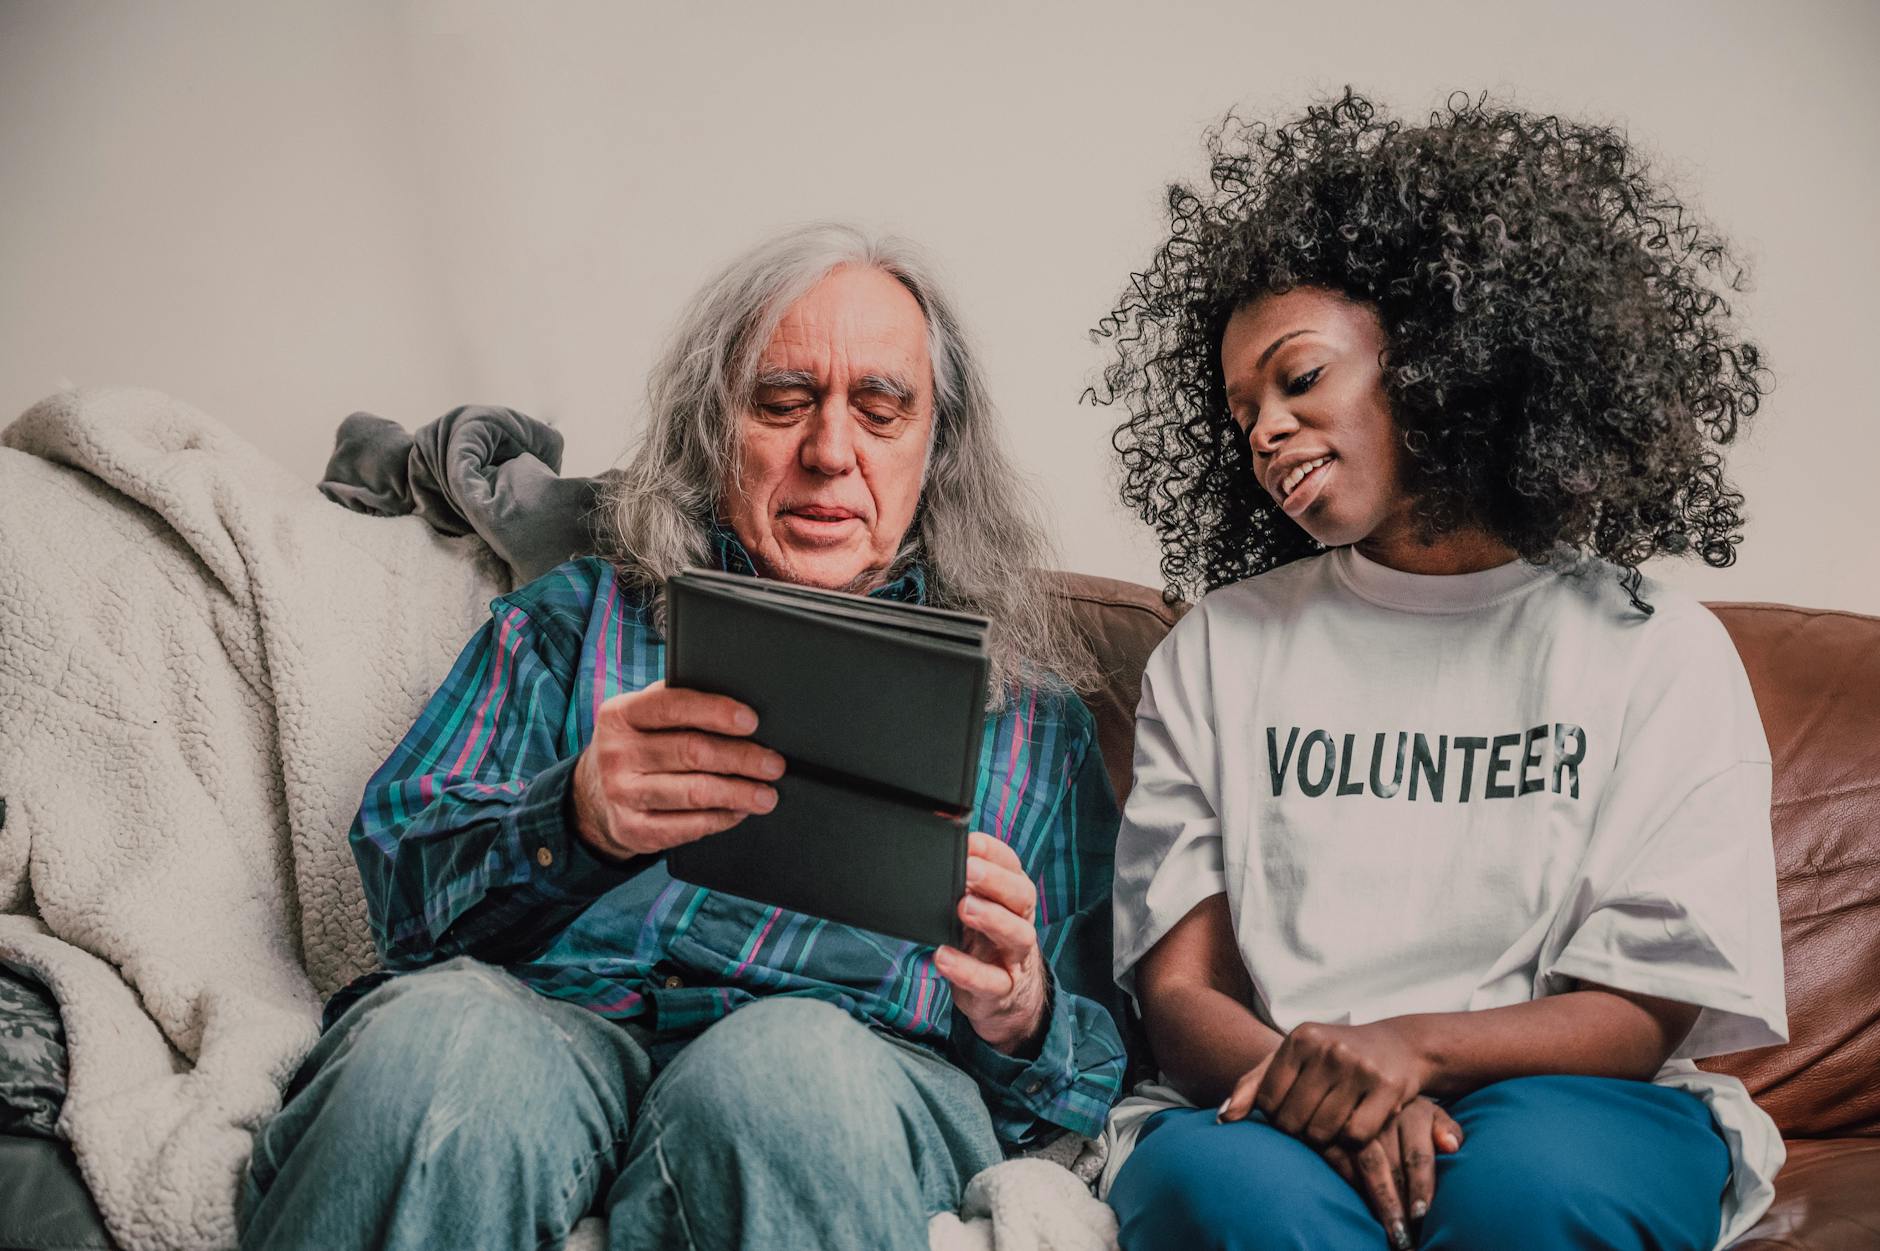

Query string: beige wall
4 0 1876 612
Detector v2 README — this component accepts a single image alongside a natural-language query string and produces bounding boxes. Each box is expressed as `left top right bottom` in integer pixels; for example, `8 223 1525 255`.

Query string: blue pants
1109 1075 1729 1251
238 957 1003 1251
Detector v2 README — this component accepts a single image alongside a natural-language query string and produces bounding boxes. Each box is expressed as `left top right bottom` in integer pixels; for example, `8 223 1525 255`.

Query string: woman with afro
1097 90 1787 1251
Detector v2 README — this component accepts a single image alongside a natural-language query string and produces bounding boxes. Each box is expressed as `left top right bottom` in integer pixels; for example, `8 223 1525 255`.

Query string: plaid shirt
339 537 1127 1149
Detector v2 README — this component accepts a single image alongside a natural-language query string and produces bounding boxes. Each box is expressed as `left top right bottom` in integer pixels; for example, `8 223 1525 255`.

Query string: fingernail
756 788 777 812
1389 1221 1411 1250
1410 1200 1428 1220
965 859 986 882
1216 1097 1232 1122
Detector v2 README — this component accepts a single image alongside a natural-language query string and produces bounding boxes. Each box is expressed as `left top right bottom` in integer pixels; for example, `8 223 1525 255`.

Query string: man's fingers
933 944 1015 998
633 772 777 815
643 731 786 781
957 892 1036 956
613 808 748 852
966 831 1024 874
963 853 1037 920
620 683 760 736
1352 1140 1410 1251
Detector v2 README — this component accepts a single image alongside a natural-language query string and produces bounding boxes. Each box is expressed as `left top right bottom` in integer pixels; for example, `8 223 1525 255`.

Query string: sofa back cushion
1044 573 1186 805
1699 604 1880 1138
1050 576 1880 1139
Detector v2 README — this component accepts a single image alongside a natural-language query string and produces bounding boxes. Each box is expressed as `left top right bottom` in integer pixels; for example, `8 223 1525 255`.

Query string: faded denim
239 957 1002 1251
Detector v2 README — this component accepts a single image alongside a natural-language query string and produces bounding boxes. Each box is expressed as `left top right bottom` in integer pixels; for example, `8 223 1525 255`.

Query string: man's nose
799 400 857 475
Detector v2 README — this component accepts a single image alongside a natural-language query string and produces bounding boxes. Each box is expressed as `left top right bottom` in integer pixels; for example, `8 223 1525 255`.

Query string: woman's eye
1284 366 1323 396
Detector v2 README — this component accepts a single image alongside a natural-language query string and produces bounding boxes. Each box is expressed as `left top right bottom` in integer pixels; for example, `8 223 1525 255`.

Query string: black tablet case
663 569 989 947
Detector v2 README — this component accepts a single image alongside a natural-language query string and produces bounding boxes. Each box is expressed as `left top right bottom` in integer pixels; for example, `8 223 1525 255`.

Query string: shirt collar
706 522 929 606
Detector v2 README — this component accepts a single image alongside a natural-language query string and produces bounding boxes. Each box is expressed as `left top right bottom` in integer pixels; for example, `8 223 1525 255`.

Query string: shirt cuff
948 968 1078 1130
503 754 646 899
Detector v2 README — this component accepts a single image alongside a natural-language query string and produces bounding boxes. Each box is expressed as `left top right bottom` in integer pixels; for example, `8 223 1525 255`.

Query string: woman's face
1221 287 1414 553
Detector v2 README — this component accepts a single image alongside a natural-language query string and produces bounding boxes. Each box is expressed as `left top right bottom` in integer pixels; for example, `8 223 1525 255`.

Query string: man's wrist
951 967 1071 1098
568 748 594 836
995 973 1053 1060
565 749 639 869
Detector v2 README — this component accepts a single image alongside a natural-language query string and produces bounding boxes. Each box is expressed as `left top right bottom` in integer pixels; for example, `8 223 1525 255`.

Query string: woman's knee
1423 1077 1727 1251
1110 1110 1384 1251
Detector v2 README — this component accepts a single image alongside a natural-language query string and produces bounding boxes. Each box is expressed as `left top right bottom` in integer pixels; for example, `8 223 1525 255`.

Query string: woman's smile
1274 454 1335 517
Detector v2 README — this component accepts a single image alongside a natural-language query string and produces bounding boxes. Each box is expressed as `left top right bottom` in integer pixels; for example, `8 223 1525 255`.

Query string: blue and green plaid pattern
338 540 1127 1148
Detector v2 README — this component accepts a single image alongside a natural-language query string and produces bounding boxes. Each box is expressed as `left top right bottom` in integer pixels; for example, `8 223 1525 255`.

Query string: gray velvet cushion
0 963 109 1249
0 1135 115 1250
0 963 64 1141
319 405 617 584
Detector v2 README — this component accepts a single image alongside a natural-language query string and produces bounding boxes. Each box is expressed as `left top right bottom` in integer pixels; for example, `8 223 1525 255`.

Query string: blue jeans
1109 1074 1730 1251
239 957 1003 1251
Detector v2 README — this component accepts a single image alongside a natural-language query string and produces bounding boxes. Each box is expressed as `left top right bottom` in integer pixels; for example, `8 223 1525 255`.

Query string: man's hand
1219 1018 1433 1151
933 832 1049 1056
571 681 785 862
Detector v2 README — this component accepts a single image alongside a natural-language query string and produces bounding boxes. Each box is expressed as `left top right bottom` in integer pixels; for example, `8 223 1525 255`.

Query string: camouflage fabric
0 960 66 1139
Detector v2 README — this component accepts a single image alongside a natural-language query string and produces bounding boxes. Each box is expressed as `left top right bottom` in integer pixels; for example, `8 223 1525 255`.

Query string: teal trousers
1110 1074 1730 1251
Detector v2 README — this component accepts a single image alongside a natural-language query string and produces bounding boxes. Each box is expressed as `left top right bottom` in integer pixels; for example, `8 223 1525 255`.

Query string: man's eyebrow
1256 329 1313 371
752 367 918 406
857 373 917 405
753 368 817 391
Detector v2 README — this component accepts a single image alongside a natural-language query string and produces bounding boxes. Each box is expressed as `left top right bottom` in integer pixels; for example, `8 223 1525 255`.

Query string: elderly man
237 224 1128 1251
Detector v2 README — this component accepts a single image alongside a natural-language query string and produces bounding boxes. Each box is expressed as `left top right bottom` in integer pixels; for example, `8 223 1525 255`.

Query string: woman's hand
1219 1018 1433 1150
934 832 1049 1056
1320 1097 1464 1251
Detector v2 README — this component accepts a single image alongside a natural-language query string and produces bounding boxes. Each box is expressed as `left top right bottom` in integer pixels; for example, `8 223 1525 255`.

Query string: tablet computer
662 569 989 948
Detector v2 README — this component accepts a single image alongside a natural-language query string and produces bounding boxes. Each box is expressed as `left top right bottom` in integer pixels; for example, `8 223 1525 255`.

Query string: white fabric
928 1158 1118 1251
0 387 1109 1251
1102 547 1788 1249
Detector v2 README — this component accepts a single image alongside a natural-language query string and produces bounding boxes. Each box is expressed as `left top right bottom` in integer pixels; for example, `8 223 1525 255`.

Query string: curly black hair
1090 89 1769 611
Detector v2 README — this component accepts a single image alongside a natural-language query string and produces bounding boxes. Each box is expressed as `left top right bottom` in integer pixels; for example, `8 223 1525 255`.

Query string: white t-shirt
1102 547 1788 1249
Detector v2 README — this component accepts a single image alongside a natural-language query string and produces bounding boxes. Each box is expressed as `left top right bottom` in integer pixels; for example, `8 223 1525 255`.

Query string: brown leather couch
7 577 1871 1251
1048 573 1880 1251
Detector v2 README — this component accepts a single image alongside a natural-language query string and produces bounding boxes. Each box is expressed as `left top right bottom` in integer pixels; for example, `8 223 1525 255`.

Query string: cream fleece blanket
0 389 1115 1251
0 387 509 1248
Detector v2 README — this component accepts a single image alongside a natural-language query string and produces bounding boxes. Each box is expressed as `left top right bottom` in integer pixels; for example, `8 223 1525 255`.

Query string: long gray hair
600 222 1095 704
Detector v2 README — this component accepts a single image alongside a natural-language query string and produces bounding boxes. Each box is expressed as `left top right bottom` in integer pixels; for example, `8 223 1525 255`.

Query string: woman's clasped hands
1216 1020 1464 1251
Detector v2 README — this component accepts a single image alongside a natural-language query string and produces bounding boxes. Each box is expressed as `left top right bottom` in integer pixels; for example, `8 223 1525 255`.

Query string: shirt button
535 846 554 868
1026 1080 1044 1095
663 975 684 990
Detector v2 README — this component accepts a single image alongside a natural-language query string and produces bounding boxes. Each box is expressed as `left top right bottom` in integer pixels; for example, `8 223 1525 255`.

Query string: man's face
723 265 935 590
